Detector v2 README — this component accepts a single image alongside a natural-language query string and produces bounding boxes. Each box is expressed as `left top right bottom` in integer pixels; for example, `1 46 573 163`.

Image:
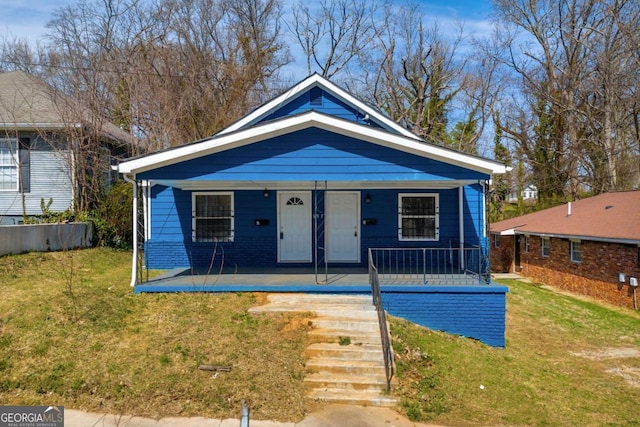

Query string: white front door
326 192 360 263
278 191 312 262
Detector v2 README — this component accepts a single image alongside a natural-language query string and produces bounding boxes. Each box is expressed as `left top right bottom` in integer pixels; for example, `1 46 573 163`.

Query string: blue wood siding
463 183 484 244
139 129 487 182
259 89 385 130
146 186 486 271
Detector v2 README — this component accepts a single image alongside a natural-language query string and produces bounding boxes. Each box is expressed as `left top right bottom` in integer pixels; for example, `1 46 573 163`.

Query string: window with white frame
541 237 550 257
192 192 234 242
524 235 530 253
0 138 18 191
570 240 582 263
398 193 439 241
494 234 500 248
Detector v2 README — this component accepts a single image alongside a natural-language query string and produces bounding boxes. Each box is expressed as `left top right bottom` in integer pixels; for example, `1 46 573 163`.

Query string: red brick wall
517 236 640 309
490 234 515 273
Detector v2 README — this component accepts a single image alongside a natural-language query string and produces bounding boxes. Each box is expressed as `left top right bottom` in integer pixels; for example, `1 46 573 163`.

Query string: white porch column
459 186 465 270
123 175 138 287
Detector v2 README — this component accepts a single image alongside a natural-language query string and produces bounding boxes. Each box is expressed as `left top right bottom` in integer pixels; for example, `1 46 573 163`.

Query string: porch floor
134 266 483 293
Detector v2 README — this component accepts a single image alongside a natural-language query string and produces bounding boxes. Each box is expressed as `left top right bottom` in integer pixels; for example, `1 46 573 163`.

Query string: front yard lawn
1 248 639 426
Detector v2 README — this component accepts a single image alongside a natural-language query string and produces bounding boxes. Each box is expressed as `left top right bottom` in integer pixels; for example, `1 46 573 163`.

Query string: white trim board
118 111 507 176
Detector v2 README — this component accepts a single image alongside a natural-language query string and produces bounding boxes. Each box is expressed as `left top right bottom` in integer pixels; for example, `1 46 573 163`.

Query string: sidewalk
65 404 445 427
491 272 532 282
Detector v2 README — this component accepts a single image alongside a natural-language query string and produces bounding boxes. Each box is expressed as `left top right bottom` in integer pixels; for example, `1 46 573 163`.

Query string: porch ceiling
149 179 479 190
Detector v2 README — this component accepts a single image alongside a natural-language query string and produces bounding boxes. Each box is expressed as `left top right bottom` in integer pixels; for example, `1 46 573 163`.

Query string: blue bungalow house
116 74 509 347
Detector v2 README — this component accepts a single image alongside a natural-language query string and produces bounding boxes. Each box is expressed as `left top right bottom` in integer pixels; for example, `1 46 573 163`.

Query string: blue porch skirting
380 285 508 348
134 283 507 348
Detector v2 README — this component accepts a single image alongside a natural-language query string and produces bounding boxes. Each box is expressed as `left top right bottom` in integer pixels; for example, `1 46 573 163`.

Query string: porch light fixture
365 193 372 204
263 189 270 198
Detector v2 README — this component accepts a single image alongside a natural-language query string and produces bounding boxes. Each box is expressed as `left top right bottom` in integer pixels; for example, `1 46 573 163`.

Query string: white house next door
278 191 312 262
326 191 360 263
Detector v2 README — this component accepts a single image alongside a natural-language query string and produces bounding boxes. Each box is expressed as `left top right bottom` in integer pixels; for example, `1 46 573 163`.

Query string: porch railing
368 249 394 391
369 245 489 285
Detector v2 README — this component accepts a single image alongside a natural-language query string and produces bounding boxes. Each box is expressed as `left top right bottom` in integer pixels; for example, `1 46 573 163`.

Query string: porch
133 268 482 294
133 248 507 348
134 246 489 293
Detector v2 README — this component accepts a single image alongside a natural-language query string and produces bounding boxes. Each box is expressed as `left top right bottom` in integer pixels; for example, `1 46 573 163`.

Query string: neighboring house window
524 236 530 253
494 234 500 248
18 138 30 193
398 193 439 241
99 146 113 190
541 237 550 257
0 138 18 191
192 192 234 242
570 240 582 263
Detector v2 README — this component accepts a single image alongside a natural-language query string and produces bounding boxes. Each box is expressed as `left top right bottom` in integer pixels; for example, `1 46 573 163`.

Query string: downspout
122 173 138 287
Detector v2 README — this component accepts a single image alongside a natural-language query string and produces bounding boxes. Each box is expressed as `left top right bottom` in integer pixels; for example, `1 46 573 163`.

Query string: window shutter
19 137 30 193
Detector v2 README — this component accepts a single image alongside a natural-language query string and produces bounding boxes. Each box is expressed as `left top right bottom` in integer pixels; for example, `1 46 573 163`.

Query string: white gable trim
217 74 420 140
117 111 507 176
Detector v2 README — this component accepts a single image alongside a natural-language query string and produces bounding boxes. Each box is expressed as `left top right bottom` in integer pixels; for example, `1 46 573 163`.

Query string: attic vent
310 87 323 106
605 205 614 209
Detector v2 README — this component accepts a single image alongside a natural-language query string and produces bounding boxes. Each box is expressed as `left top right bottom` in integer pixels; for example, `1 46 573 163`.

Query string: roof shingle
490 191 640 243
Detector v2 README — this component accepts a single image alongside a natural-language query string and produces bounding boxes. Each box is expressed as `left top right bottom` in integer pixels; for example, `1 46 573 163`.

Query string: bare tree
353 1 495 154
491 0 640 201
0 0 291 216
290 0 384 79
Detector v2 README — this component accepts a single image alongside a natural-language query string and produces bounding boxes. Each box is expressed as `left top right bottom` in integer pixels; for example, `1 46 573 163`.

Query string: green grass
391 280 640 426
0 248 314 421
2 249 640 425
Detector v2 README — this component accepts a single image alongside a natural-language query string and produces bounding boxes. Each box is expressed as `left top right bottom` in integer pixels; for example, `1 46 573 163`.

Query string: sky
0 0 496 86
0 0 495 44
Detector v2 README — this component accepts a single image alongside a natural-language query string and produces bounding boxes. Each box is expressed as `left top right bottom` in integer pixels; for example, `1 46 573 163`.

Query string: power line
0 58 302 90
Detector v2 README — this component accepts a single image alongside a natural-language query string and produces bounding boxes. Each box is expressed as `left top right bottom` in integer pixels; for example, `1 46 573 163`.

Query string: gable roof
0 70 130 145
490 191 640 244
117 110 507 176
0 70 72 128
217 73 420 140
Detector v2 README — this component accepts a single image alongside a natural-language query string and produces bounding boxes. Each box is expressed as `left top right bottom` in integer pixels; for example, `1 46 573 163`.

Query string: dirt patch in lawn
571 347 640 359
572 347 640 388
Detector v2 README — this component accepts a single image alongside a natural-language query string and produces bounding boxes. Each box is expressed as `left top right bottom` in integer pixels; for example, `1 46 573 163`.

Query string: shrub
80 180 133 248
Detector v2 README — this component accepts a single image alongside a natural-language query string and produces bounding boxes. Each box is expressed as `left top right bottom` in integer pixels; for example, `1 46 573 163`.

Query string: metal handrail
368 249 394 390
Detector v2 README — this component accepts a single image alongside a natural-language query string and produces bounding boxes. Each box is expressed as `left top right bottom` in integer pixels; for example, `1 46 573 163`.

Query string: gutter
513 231 640 246
0 122 82 130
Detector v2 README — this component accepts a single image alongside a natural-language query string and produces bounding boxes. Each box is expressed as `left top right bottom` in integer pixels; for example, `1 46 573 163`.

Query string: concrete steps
249 293 398 408
305 389 399 407
305 343 384 361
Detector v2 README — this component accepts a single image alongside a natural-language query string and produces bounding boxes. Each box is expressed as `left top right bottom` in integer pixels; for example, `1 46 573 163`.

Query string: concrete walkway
65 404 444 427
